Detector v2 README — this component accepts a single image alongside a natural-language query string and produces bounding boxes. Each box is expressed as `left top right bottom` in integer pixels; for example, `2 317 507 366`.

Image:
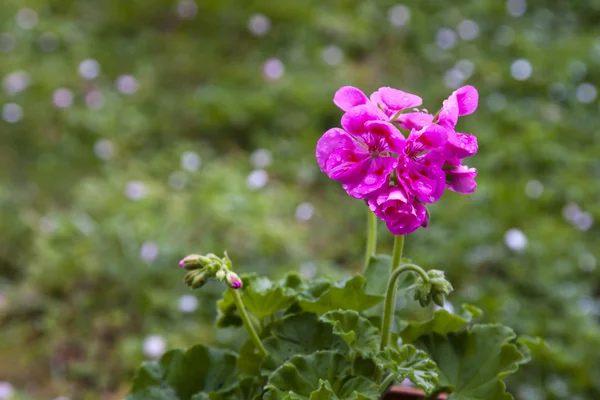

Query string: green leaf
216 297 243 328
399 304 482 343
363 255 392 296
216 274 299 328
242 274 299 319
320 310 380 357
263 351 378 400
193 377 263 400
126 345 237 400
375 345 439 394
417 324 527 400
237 339 264 376
263 313 346 367
310 380 338 400
298 275 383 315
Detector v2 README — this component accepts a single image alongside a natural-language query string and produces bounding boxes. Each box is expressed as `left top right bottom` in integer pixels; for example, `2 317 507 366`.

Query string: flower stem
391 235 404 272
230 288 269 358
378 373 395 394
380 260 430 351
364 210 378 270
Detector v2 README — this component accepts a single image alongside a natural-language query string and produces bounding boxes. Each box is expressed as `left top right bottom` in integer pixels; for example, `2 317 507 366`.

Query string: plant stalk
364 210 378 270
230 288 269 358
378 373 395 393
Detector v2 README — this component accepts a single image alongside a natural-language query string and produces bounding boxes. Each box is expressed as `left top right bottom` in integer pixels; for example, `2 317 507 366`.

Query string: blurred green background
1 0 600 399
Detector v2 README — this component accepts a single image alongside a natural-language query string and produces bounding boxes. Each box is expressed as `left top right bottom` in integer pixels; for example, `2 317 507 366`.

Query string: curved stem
230 288 269 358
378 373 395 394
380 261 429 351
391 235 404 272
364 210 378 270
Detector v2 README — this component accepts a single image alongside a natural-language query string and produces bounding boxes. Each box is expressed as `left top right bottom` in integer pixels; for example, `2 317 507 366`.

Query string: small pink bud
225 272 242 289
178 254 210 270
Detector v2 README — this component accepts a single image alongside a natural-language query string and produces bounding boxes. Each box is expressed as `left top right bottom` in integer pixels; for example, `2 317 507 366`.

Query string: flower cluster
316 85 479 235
179 252 242 289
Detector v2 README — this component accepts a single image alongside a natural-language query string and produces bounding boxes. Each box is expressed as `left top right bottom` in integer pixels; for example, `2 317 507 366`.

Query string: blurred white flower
576 83 597 104
177 0 198 19
143 335 166 359
436 28 457 49
247 169 268 189
181 151 201 171
140 241 159 263
299 262 317 279
457 20 479 40
116 74 139 94
85 90 105 110
3 70 30 95
295 202 314 222
79 59 101 80
168 171 187 190
504 229 528 252
388 5 410 27
94 139 114 159
125 181 148 200
507 0 527 17
53 88 74 108
511 59 532 80
0 382 14 400
250 149 272 168
248 14 270 36
263 59 284 81
2 103 23 123
322 45 343 66
178 294 198 313
16 8 38 30
525 180 543 198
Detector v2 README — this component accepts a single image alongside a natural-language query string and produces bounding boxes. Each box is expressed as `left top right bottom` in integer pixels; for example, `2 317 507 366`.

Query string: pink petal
333 86 369 112
438 93 459 128
363 120 406 153
315 128 358 171
369 190 428 235
341 104 387 137
398 157 445 203
405 124 448 156
396 112 434 130
446 165 477 194
325 147 369 181
325 153 371 185
455 85 478 116
344 155 397 199
377 87 422 111
445 131 478 159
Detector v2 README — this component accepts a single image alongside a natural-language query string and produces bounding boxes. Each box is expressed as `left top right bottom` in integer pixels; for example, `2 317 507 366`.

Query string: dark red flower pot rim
383 386 448 399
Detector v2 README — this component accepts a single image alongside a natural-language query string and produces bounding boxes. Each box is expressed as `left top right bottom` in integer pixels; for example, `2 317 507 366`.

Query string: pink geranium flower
397 124 448 203
333 86 423 119
367 186 428 235
316 109 405 199
438 85 479 160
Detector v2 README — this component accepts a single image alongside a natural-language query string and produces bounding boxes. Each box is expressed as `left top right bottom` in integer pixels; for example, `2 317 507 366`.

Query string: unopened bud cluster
178 252 242 290
411 269 453 308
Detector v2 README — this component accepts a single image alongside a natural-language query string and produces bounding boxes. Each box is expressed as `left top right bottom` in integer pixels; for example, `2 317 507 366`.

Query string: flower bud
225 271 242 289
215 269 226 281
432 292 445 308
191 271 210 289
178 254 211 270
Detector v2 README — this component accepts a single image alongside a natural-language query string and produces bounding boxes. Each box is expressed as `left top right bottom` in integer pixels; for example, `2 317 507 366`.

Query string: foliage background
1 0 600 399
